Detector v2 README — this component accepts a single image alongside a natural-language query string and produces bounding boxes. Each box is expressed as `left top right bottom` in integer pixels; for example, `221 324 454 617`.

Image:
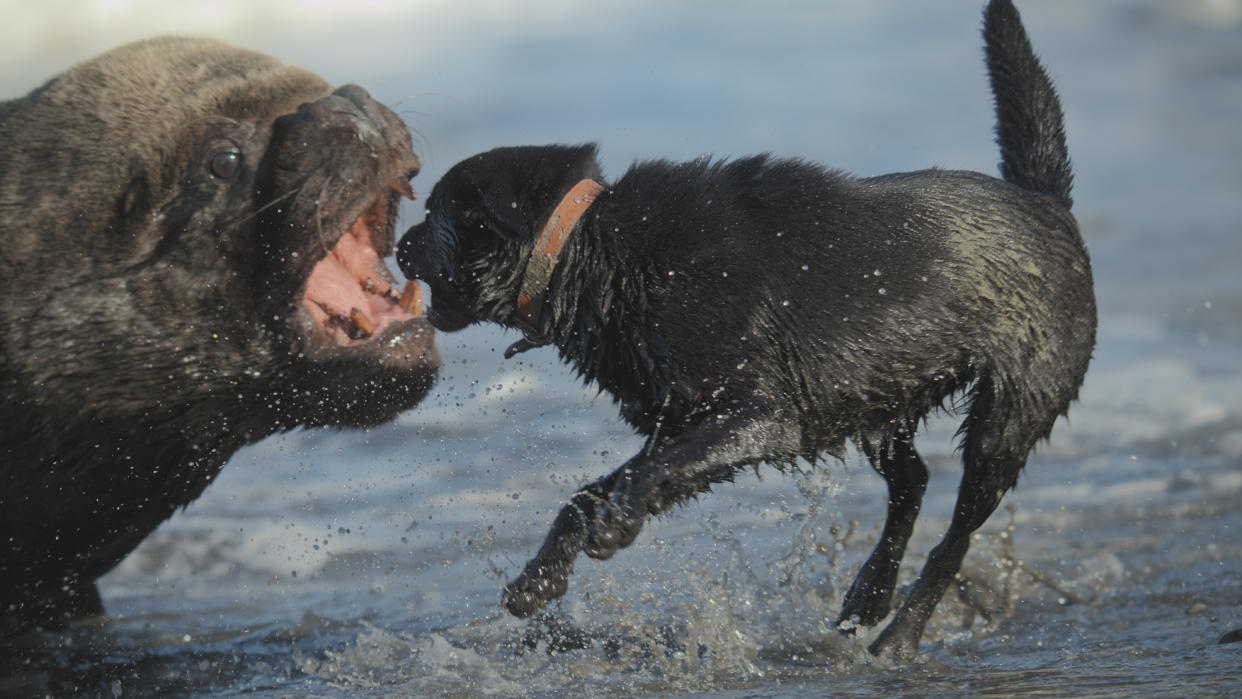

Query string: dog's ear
474 143 602 241
454 171 526 242
564 142 603 183
479 186 526 241
451 143 604 243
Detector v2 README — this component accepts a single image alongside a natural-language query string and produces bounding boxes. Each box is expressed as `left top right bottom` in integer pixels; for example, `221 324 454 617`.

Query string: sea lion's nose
332 84 373 109
317 84 383 143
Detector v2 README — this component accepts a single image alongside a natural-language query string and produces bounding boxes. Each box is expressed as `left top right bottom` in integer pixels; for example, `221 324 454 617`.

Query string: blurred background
3 1 1241 696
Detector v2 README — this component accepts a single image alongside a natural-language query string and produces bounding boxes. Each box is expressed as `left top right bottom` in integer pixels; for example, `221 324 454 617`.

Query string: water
3 0 1242 695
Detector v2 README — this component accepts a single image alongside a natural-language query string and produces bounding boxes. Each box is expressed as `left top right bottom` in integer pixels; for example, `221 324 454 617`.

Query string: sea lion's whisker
225 189 298 228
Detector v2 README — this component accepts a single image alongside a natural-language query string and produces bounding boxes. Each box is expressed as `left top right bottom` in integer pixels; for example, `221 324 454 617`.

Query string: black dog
398 0 1094 659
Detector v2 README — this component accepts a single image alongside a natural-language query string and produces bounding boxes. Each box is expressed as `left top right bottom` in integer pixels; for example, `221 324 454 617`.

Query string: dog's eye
209 150 242 179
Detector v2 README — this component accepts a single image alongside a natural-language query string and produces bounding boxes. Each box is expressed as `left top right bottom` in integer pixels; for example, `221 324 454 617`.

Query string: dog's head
397 144 602 332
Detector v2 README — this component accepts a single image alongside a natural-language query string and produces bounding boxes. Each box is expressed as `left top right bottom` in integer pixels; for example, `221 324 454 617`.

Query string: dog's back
596 167 1091 465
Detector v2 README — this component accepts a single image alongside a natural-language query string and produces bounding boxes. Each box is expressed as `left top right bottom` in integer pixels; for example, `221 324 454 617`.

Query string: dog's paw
582 488 645 561
837 581 896 631
867 617 923 660
503 564 569 618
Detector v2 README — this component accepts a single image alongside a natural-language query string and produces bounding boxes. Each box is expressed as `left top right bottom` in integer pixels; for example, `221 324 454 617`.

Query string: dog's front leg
503 401 803 618
501 479 612 618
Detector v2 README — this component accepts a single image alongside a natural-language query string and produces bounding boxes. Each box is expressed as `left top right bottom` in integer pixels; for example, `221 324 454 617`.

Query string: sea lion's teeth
348 308 374 338
391 179 417 201
398 281 420 312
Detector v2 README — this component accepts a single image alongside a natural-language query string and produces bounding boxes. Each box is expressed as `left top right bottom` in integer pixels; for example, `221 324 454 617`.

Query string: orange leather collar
513 179 605 339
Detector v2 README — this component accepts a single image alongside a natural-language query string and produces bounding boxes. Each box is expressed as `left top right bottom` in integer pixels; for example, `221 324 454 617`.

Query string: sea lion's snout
277 83 420 183
254 77 431 360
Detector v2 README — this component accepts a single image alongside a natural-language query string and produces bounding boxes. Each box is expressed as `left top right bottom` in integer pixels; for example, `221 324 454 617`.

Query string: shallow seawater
4 1 1242 696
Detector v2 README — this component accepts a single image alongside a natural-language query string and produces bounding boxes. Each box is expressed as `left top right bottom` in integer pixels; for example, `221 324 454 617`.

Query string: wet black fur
398 0 1093 659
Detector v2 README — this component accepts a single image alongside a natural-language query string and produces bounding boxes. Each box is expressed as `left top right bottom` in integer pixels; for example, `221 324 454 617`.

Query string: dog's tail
983 0 1073 209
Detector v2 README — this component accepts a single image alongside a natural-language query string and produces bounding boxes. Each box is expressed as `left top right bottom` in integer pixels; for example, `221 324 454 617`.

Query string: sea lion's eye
209 150 241 179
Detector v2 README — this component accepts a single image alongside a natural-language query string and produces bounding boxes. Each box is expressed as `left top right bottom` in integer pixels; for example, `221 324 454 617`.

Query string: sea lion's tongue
303 218 419 346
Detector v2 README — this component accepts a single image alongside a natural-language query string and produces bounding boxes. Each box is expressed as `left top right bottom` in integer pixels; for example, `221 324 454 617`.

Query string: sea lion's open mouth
303 184 424 347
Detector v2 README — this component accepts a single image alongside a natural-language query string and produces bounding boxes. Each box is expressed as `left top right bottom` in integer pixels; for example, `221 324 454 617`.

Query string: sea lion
0 37 439 636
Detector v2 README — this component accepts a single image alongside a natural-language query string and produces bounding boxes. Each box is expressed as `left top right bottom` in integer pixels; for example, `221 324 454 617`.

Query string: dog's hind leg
502 400 804 618
836 430 929 629
866 373 1053 659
